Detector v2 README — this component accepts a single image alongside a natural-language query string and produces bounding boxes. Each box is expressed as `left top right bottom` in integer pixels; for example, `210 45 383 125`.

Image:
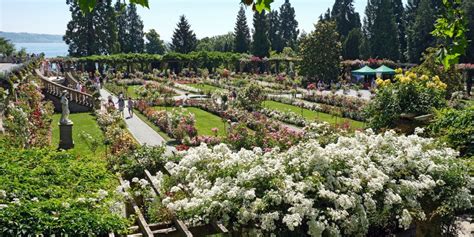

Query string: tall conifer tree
234 6 251 53
251 10 270 57
371 0 399 59
115 1 128 53
126 4 144 53
268 10 283 52
392 0 406 61
406 0 438 62
331 0 361 39
279 0 299 49
170 15 197 53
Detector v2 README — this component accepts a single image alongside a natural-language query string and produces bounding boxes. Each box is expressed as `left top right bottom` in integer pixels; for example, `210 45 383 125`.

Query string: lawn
262 100 366 129
187 83 223 94
153 106 227 137
51 112 106 157
126 85 141 99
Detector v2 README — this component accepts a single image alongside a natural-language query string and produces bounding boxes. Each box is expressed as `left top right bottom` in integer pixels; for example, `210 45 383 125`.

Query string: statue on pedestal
60 90 72 125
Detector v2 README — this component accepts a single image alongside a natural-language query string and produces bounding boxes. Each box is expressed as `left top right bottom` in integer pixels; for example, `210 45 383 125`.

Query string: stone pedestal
58 123 74 150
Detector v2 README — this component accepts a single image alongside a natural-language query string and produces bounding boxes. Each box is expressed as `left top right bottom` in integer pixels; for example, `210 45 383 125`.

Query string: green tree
392 0 406 61
197 33 235 52
331 0 361 59
251 10 270 57
279 0 299 49
299 21 341 83
64 0 118 56
406 0 438 63
234 6 251 53
462 0 474 63
126 3 145 53
145 29 165 54
267 10 283 52
365 0 400 60
343 28 362 59
0 37 15 56
115 1 128 53
331 0 361 39
170 15 197 53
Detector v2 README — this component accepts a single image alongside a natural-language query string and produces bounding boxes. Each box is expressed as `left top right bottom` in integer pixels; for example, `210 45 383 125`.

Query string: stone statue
60 90 72 125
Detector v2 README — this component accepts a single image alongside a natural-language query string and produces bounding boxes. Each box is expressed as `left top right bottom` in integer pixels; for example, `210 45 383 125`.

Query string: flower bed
268 95 366 122
96 109 137 155
260 108 307 127
135 100 197 142
154 129 472 235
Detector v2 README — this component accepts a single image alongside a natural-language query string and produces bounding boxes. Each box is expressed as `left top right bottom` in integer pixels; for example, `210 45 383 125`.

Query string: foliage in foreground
429 106 474 157
0 147 128 235
149 130 472 236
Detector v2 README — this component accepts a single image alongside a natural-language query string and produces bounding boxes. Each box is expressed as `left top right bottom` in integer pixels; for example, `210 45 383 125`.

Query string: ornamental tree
299 20 341 84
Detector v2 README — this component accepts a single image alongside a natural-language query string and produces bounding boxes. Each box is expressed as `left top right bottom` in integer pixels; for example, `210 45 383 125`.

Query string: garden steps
35 69 94 112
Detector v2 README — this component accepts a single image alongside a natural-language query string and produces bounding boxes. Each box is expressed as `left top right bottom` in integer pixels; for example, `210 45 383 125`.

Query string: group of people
106 93 134 118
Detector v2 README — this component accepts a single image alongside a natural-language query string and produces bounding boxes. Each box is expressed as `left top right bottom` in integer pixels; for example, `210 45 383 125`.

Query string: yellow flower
400 76 411 84
383 79 391 86
407 72 417 80
395 68 403 74
376 78 384 86
420 75 429 81
437 82 447 90
432 75 441 82
427 82 436 88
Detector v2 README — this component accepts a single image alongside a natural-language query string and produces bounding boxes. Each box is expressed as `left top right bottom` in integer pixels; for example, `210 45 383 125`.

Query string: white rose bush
148 129 472 236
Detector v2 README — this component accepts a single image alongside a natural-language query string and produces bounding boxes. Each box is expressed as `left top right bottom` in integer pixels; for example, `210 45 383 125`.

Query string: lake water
15 42 69 58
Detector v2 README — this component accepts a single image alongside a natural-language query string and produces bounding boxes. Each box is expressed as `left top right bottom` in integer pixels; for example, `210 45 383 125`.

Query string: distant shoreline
0 31 63 44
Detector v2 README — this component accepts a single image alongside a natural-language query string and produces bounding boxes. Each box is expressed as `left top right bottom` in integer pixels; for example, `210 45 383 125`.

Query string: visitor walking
127 97 134 118
117 94 125 117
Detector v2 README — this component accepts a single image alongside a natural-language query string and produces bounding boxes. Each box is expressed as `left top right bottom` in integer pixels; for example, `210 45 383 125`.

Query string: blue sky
0 0 407 41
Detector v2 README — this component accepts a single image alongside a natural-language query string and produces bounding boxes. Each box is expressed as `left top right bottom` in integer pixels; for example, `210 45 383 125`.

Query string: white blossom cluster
154 130 472 235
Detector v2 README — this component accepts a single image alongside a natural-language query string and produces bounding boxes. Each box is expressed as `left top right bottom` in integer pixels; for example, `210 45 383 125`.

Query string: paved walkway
100 89 176 154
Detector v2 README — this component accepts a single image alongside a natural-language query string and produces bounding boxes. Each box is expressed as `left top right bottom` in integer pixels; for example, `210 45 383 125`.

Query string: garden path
100 89 176 154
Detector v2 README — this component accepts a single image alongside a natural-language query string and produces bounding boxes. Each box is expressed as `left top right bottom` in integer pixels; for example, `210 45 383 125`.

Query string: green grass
51 112 106 157
262 100 366 129
126 85 141 99
188 83 223 94
153 106 227 137
134 109 172 141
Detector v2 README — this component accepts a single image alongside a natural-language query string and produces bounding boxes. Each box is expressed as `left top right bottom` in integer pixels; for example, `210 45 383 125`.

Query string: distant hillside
0 31 63 43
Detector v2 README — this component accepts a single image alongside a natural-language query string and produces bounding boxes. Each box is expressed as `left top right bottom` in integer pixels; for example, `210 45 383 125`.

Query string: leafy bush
429 106 474 157
236 83 265 111
108 146 167 180
0 147 128 235
365 70 447 131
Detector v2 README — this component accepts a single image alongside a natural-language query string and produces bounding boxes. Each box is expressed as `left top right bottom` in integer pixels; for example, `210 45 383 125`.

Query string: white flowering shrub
155 130 472 235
